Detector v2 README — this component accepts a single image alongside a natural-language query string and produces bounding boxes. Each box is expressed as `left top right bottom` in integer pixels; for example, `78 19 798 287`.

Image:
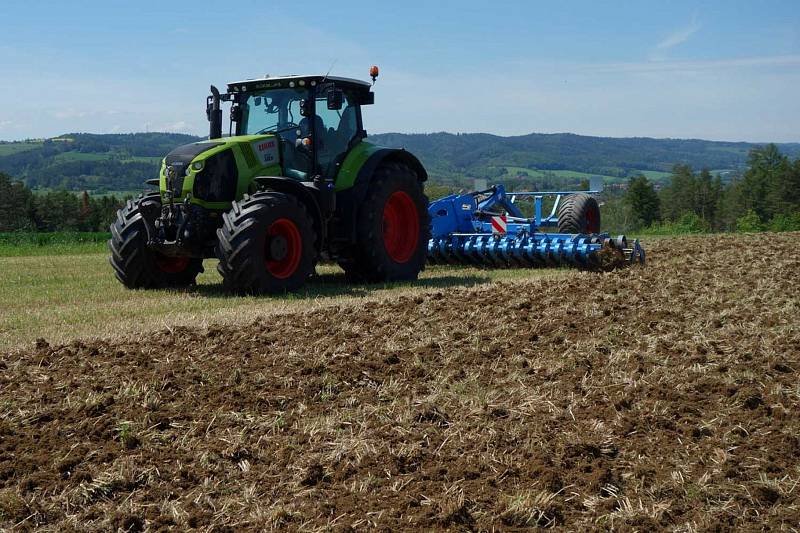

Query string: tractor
109 67 431 294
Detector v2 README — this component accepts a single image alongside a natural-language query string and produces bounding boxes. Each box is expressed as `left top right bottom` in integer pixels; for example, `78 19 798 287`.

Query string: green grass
0 249 568 350
121 156 163 164
0 232 110 256
490 166 626 184
52 152 110 162
638 170 671 181
0 141 43 156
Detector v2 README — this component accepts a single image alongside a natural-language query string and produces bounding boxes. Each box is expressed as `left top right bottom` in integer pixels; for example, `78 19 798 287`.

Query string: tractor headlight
192 161 204 172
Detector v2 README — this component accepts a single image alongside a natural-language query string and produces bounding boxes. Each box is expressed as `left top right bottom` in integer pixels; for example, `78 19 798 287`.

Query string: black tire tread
340 161 430 282
216 192 316 294
108 192 203 289
557 193 601 234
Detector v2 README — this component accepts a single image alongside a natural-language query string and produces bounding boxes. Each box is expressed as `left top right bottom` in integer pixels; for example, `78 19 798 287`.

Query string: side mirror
230 104 242 123
327 90 344 110
357 91 375 106
299 99 310 117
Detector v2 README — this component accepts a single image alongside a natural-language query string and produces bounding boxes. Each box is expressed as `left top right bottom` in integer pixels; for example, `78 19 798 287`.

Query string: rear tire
340 161 430 282
557 193 601 234
216 192 316 294
109 192 204 289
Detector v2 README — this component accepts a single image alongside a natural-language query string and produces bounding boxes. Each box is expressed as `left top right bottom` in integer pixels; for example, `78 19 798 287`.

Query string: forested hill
369 132 800 183
0 133 203 192
1 131 799 193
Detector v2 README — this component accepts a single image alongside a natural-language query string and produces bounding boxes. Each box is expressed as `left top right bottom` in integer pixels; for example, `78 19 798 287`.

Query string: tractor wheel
109 192 204 289
216 192 316 294
341 161 430 282
557 193 601 234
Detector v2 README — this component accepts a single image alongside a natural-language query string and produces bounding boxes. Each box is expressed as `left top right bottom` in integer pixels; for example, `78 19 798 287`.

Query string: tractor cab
210 75 375 181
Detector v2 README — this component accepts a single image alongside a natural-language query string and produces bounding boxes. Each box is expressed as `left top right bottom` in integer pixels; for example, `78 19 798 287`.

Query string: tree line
615 144 800 233
0 172 126 232
3 143 799 235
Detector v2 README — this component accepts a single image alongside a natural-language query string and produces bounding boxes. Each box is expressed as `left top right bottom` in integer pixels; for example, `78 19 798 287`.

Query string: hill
369 132 800 185
1 132 798 193
0 133 202 192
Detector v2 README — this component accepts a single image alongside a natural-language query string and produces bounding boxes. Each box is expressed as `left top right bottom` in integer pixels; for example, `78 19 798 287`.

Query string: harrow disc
427 232 640 271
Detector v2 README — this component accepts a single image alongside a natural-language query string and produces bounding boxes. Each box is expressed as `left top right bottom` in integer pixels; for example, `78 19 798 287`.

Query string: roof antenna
322 59 337 82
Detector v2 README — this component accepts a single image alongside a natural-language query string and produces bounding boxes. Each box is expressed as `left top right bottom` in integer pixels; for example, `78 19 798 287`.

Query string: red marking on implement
491 215 507 234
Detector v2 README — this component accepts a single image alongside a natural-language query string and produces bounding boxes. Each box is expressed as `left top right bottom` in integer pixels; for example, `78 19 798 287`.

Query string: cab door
313 89 361 179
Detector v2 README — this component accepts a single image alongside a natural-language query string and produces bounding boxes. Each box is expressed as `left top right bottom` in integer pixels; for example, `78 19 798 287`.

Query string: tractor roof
226 75 371 94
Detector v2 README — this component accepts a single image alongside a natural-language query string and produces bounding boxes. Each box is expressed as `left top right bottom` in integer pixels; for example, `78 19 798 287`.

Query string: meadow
0 240 564 350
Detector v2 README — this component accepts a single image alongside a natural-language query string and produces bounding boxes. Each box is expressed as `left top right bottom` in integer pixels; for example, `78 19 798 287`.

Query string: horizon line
2 130 799 146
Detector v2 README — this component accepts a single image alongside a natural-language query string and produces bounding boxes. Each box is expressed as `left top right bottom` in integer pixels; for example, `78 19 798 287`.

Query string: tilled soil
1 233 799 531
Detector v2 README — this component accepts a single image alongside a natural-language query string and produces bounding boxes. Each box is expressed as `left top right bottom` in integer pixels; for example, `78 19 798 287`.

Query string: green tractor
110 68 430 294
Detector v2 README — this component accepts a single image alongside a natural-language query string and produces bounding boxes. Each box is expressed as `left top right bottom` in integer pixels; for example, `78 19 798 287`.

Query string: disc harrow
427 184 645 271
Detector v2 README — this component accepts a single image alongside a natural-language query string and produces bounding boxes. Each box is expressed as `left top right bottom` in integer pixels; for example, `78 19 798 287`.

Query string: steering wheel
255 123 300 136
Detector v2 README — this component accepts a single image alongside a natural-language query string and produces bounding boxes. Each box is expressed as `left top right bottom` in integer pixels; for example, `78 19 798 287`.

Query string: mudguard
330 147 428 252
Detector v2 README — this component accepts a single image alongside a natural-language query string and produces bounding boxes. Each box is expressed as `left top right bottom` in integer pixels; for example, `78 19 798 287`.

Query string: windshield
237 88 308 138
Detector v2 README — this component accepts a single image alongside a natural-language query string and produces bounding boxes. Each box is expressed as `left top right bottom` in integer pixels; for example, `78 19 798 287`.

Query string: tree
0 172 34 231
660 164 696 221
741 144 787 221
766 154 800 217
624 175 661 228
694 168 719 226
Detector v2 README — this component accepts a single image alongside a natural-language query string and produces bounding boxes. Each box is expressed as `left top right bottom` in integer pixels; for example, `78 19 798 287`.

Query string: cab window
314 90 359 176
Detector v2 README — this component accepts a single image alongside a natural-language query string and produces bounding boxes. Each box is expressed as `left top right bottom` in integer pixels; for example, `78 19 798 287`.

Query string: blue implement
427 185 645 270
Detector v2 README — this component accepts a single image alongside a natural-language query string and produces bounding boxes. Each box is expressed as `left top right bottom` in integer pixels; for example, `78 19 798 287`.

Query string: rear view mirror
327 90 344 110
357 91 375 106
230 104 242 122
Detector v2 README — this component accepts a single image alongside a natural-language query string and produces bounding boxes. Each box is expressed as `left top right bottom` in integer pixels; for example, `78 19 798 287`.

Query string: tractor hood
165 141 225 170
160 135 282 209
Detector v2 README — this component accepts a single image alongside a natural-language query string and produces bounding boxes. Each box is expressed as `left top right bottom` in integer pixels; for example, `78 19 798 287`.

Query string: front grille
170 164 187 197
164 141 224 199
240 144 259 169
193 149 238 202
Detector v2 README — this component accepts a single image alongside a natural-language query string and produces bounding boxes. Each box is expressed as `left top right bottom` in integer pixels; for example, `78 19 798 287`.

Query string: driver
298 114 326 150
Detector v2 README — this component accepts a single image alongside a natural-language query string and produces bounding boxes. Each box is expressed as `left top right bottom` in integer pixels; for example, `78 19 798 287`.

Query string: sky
0 0 798 142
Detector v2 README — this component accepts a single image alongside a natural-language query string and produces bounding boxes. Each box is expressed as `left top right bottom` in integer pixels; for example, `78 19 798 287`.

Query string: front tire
216 192 316 294
109 193 204 289
340 161 430 282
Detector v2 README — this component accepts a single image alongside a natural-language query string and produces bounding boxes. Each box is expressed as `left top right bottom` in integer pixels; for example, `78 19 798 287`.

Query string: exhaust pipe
208 85 222 140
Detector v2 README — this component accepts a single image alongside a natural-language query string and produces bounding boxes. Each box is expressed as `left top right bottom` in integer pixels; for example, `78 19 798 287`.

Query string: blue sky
1 0 798 142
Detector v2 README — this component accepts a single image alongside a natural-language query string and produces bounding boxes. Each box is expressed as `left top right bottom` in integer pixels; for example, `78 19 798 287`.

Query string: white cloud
586 55 800 75
160 121 190 133
53 109 89 120
0 120 13 129
655 14 701 52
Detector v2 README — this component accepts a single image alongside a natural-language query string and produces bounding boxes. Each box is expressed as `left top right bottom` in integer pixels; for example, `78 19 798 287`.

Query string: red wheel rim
265 218 302 279
382 191 419 263
154 254 189 274
585 208 600 233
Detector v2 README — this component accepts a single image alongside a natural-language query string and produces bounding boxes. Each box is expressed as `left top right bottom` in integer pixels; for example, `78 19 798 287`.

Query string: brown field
1 233 799 531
